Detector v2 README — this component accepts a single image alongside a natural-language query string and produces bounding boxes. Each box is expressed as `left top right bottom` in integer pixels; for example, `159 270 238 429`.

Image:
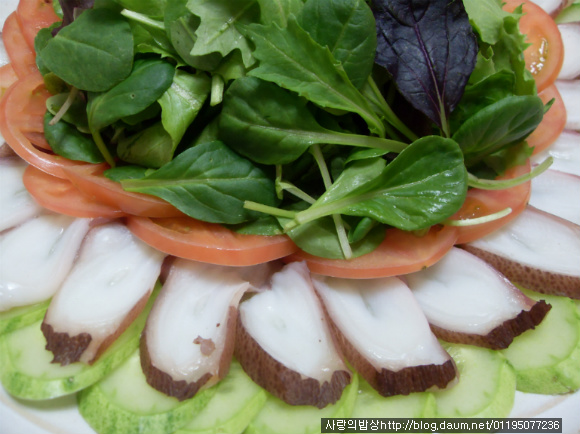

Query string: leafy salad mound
37 0 545 260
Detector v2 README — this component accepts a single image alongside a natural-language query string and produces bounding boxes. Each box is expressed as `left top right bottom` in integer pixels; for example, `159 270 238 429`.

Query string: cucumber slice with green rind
556 4 580 24
175 360 267 434
78 350 215 434
351 378 436 418
434 343 516 417
0 285 159 399
501 289 580 394
245 373 359 434
0 300 50 336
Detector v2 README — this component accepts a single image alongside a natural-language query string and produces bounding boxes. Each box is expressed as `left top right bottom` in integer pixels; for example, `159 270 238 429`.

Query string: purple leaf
373 0 477 133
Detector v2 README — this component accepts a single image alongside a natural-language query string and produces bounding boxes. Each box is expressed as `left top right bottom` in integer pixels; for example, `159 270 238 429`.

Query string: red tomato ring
61 164 189 218
0 72 83 178
285 225 459 279
452 160 532 245
22 164 126 219
126 216 299 267
16 0 60 50
2 13 37 79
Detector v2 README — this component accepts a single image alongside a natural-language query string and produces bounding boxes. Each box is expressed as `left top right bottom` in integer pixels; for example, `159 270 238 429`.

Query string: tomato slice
0 64 18 97
503 0 564 93
62 164 187 218
285 226 458 279
2 13 38 79
0 72 82 178
16 0 60 50
528 84 567 155
23 164 126 218
126 216 298 267
451 160 532 245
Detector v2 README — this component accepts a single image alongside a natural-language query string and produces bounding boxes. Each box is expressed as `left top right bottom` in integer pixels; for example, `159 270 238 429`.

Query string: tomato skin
0 72 82 178
285 226 458 279
528 84 567 155
0 64 18 97
62 164 188 218
16 0 60 50
126 216 298 267
503 0 564 92
2 13 37 79
452 160 532 245
23 164 126 218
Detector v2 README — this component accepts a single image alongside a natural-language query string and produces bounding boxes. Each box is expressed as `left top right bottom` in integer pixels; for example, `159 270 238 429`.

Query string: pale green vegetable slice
0 284 158 399
78 350 215 434
175 360 267 434
245 374 359 434
434 343 516 417
0 300 49 336
351 378 436 418
501 288 580 394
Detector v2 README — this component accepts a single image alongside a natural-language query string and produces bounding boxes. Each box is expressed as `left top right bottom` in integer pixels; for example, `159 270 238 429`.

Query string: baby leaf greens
34 0 545 260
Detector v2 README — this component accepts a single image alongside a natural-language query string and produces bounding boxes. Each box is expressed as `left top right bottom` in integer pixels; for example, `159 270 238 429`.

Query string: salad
0 0 579 433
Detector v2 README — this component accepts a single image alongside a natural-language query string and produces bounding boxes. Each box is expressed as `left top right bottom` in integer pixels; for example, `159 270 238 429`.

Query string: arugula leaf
297 0 376 89
164 0 223 70
121 141 278 224
187 0 260 69
452 95 544 167
373 0 478 136
240 17 386 137
292 136 468 231
39 8 134 92
218 77 406 165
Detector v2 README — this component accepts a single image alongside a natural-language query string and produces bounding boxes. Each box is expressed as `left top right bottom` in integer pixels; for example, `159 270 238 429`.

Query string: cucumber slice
556 4 580 24
78 350 215 434
351 378 436 418
0 284 159 399
501 289 580 394
434 344 516 417
0 300 49 336
245 373 359 434
175 360 267 434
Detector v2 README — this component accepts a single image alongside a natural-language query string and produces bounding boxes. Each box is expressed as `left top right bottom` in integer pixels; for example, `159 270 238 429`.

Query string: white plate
1 1 579 434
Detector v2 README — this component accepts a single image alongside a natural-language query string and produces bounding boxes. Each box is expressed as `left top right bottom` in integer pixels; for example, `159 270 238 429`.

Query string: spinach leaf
158 70 211 147
126 17 180 60
257 0 304 26
453 95 544 167
87 58 175 131
240 17 385 137
121 141 278 224
373 0 478 135
187 0 260 69
297 0 376 89
44 113 104 163
39 8 134 92
218 77 406 165
117 122 174 167
293 136 467 231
